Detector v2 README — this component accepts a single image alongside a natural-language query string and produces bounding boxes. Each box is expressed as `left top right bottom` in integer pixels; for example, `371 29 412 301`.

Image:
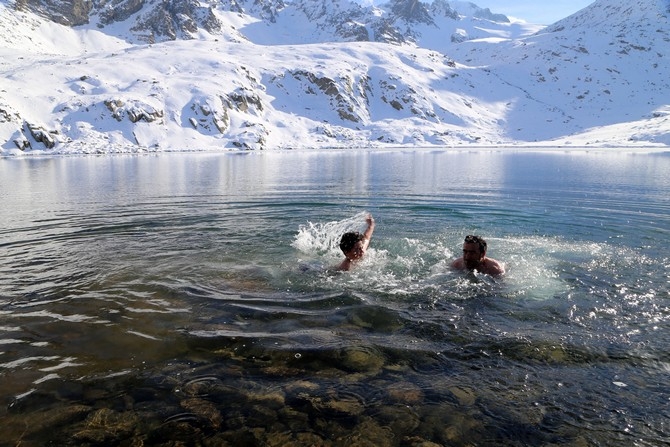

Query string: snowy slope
0 0 668 155
448 0 670 144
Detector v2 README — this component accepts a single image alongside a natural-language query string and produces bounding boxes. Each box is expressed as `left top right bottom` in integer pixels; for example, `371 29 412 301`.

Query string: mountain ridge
0 0 668 154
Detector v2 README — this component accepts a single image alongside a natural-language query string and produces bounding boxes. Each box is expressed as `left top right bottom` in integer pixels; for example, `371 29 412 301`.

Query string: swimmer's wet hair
340 231 364 253
464 235 487 253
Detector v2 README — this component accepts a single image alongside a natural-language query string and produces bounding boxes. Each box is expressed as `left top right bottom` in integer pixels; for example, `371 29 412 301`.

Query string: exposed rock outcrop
104 98 164 123
129 0 222 42
14 0 93 26
14 0 221 42
21 122 59 149
96 0 144 25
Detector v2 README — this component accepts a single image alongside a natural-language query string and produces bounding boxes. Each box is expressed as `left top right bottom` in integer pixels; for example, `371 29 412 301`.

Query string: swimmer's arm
361 214 375 249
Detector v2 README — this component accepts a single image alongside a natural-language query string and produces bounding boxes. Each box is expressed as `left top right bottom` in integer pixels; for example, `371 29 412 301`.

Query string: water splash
293 211 371 259
293 221 664 315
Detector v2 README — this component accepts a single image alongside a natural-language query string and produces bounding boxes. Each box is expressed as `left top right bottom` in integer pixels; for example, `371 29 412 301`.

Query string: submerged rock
72 408 140 444
340 346 385 373
387 381 424 405
373 405 421 437
180 397 223 429
448 385 476 407
334 417 395 447
3 404 91 443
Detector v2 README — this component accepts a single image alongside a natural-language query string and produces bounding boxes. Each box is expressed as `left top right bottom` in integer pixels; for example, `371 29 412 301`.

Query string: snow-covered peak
547 0 669 32
0 0 668 155
449 1 510 22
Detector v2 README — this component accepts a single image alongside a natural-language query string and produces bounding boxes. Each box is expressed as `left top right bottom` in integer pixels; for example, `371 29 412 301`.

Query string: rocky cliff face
14 0 222 42
14 0 93 26
127 0 222 42
10 0 501 45
95 0 144 26
219 0 286 23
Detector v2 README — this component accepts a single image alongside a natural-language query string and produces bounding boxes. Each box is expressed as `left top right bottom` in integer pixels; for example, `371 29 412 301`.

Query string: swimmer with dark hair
337 214 375 271
451 235 505 276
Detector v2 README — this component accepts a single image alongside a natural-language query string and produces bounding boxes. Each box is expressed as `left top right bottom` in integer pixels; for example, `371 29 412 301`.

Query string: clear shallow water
0 150 669 446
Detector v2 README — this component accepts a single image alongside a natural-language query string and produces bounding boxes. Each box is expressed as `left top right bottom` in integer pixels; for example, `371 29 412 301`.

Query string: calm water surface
1 150 669 446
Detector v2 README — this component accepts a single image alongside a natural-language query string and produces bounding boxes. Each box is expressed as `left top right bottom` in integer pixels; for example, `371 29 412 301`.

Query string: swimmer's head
462 235 487 270
340 231 365 260
464 235 487 253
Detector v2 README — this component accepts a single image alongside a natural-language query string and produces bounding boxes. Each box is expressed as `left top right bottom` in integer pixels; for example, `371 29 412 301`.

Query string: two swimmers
336 214 505 276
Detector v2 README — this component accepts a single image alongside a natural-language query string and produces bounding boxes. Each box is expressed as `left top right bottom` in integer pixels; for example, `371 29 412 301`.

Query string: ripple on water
2 152 669 446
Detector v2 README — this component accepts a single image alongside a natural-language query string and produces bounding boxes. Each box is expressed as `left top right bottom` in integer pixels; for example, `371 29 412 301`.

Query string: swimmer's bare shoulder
483 258 505 276
450 257 505 276
450 258 465 270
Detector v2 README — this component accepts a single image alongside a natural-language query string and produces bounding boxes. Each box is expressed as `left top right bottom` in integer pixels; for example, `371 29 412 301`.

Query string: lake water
1 149 669 446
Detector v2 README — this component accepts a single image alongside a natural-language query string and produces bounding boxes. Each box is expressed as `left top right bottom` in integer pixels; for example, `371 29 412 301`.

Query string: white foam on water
292 215 662 307
293 211 372 260
497 236 575 301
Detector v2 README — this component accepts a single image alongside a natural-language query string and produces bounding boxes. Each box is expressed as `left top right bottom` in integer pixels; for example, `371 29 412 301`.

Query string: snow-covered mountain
0 0 668 154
